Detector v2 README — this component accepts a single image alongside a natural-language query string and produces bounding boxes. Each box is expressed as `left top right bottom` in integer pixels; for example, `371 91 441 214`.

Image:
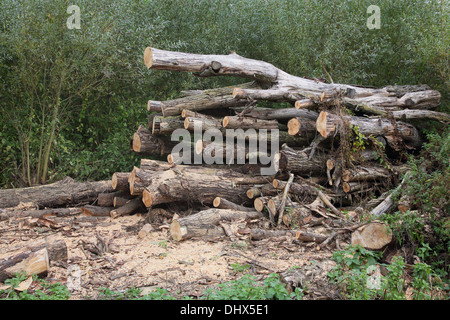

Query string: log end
184 117 190 130
195 140 204 155
213 197 221 208
111 173 118 190
222 116 230 128
287 118 301 136
316 111 329 138
169 219 184 241
144 47 153 68
142 190 153 207
254 197 265 212
132 133 141 153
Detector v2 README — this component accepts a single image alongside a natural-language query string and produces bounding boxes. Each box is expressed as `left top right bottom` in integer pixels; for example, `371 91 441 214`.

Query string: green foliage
0 273 70 300
202 273 303 300
328 245 442 300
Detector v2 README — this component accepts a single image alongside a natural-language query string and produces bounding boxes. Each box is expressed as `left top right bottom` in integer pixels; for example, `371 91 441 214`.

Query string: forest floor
0 207 341 300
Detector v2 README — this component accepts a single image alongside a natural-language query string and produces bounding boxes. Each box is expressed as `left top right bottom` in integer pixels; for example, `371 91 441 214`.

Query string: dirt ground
0 207 341 300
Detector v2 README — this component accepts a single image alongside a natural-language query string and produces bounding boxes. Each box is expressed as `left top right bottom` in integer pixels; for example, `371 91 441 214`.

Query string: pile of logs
118 47 447 241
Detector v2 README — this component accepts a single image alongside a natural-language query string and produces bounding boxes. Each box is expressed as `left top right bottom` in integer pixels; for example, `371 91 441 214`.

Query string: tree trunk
80 205 113 217
0 177 112 209
97 190 128 207
169 208 263 241
184 116 223 132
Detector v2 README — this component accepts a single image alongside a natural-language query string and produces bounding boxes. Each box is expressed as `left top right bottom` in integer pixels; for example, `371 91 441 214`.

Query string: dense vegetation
1 0 448 187
0 0 448 298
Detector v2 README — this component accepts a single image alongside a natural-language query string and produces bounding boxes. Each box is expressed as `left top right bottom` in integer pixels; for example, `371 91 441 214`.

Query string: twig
277 173 294 225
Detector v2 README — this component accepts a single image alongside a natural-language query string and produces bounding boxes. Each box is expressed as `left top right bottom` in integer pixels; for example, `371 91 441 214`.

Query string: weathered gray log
169 208 264 241
144 47 441 111
0 177 112 209
132 125 177 156
231 106 318 121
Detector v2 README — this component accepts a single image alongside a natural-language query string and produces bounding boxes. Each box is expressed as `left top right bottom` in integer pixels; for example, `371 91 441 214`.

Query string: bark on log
80 205 113 217
144 47 441 111
113 195 135 208
316 111 422 149
110 197 144 219
152 115 185 135
272 179 319 197
132 125 176 156
254 197 268 213
275 145 327 176
141 168 251 207
0 237 67 282
222 116 279 130
295 230 327 243
287 117 317 139
213 197 256 212
184 116 223 132
0 207 82 221
146 82 258 117
97 190 128 207
351 221 393 250
231 106 318 121
169 208 264 241
249 228 296 241
0 177 112 209
112 173 131 191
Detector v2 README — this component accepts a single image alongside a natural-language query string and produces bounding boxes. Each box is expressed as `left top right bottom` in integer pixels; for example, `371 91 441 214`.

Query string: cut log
249 228 295 241
295 99 315 109
222 116 279 130
184 116 223 132
0 177 112 209
272 179 319 198
113 195 134 208
169 208 264 241
152 115 185 135
341 165 390 183
351 221 393 250
80 205 113 217
316 111 422 149
142 169 251 207
97 190 128 207
146 82 258 117
275 145 327 176
147 100 162 112
110 197 144 219
144 47 441 111
253 197 268 213
213 197 256 212
112 172 131 191
295 230 327 243
231 106 318 121
287 117 317 139
132 125 176 156
0 207 82 221
0 236 67 282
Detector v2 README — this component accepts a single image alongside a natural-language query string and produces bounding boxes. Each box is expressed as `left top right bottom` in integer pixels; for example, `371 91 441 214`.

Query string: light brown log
295 230 327 243
110 197 144 219
113 195 134 208
213 197 256 212
112 172 131 191
0 177 113 209
80 205 113 217
222 116 279 130
295 99 315 109
169 208 264 241
287 117 317 138
0 236 67 282
254 197 268 212
316 111 422 149
147 100 163 112
351 221 393 250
